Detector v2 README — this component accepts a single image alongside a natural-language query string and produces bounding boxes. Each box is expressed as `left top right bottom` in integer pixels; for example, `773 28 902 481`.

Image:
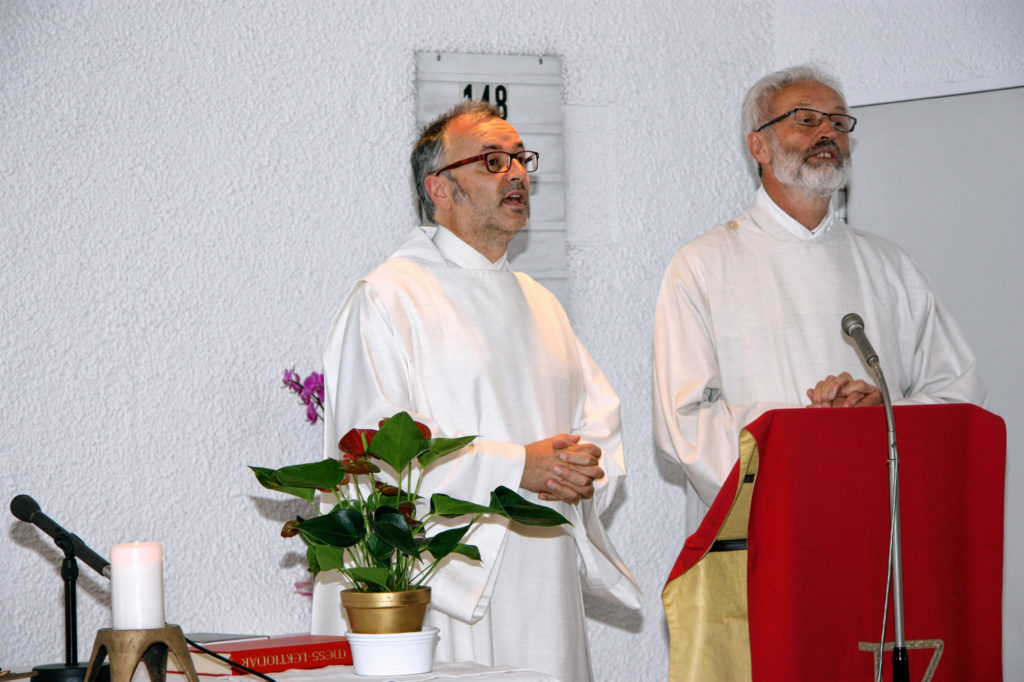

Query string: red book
168 634 352 676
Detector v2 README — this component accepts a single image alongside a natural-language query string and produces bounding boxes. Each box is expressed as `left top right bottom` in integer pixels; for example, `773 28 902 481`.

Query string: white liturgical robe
653 187 986 530
312 226 641 681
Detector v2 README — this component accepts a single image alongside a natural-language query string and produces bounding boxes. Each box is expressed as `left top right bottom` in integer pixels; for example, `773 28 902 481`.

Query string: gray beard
447 174 529 234
770 140 851 197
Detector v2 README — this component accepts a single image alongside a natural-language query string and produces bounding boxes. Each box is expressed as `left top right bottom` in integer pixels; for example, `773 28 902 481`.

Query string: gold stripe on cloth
663 429 759 682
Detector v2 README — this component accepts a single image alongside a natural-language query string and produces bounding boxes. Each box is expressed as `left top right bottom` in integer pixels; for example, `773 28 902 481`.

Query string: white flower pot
346 626 439 676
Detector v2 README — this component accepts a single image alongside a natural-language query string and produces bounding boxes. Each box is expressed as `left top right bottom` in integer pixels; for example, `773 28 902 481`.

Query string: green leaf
306 545 321 576
342 566 392 591
250 466 279 488
450 543 481 561
368 506 420 558
367 412 428 474
366 533 395 566
418 435 477 468
312 545 348 572
490 486 571 527
297 506 365 547
377 492 422 508
249 466 315 504
430 493 493 517
420 525 472 561
274 459 348 490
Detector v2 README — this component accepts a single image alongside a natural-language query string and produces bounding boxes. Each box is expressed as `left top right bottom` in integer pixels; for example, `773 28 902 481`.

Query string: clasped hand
521 433 605 504
806 371 882 407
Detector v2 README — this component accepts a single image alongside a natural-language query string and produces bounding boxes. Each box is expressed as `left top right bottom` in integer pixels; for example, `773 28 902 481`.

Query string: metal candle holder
84 625 199 682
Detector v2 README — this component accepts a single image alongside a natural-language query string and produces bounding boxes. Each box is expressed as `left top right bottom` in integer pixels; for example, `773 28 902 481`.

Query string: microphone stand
868 361 909 682
57 534 80 668
30 534 100 682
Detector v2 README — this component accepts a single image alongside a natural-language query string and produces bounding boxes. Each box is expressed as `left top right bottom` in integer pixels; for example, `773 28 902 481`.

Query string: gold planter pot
341 587 431 634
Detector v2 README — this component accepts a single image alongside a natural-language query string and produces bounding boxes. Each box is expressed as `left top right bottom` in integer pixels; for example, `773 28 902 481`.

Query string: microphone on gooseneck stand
841 313 879 369
840 314 908 682
9 495 111 682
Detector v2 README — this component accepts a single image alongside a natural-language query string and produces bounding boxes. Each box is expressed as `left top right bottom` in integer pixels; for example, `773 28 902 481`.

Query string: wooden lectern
663 404 1005 681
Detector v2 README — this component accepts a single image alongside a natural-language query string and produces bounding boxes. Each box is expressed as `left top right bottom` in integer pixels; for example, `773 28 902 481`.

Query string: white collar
431 225 510 271
755 186 837 241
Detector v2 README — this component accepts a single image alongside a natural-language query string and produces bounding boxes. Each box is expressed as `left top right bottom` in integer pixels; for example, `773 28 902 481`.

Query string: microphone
10 495 111 579
841 312 879 368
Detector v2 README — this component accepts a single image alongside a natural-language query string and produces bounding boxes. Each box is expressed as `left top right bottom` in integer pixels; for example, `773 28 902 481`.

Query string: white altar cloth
168 661 559 682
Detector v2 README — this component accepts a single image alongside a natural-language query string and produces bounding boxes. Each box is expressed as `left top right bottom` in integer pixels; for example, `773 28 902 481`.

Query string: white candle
110 541 165 630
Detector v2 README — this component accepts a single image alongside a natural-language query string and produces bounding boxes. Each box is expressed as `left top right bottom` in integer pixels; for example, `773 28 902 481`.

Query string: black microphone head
841 313 864 338
10 494 41 522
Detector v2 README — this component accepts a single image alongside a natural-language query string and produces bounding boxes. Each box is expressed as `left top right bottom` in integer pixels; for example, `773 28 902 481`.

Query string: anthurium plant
252 381 570 593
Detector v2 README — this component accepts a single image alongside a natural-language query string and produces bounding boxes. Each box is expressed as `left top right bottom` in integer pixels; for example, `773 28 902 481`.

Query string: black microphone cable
181 638 277 682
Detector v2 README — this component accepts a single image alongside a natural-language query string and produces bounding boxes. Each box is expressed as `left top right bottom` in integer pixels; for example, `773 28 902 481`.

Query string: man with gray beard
652 65 985 530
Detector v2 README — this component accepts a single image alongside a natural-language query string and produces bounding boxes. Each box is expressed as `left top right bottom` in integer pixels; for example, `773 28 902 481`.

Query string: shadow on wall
250 494 310 525
9 521 112 607
584 592 644 633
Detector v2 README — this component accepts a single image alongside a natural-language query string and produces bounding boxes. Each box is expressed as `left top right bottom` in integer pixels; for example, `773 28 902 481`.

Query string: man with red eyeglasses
653 66 986 532
313 101 641 680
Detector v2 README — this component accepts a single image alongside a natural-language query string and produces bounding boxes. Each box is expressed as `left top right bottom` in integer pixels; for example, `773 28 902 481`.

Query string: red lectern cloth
664 404 1005 682
747 405 1005 681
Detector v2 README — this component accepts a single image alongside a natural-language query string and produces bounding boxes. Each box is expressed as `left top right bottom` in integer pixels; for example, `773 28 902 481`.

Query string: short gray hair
741 65 846 134
411 100 503 222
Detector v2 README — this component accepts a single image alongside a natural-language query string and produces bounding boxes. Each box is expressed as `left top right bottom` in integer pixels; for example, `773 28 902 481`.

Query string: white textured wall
3 1 1022 678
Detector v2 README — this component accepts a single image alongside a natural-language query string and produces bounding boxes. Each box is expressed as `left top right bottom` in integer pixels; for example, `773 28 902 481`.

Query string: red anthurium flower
341 459 381 475
338 428 377 456
375 481 403 497
398 500 417 525
280 519 301 538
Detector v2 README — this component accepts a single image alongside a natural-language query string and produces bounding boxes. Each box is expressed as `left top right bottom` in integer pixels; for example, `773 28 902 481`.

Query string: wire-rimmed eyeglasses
434 150 540 175
755 108 857 134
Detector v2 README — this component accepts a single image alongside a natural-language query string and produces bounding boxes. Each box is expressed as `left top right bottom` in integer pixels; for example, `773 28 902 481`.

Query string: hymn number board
415 52 568 305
